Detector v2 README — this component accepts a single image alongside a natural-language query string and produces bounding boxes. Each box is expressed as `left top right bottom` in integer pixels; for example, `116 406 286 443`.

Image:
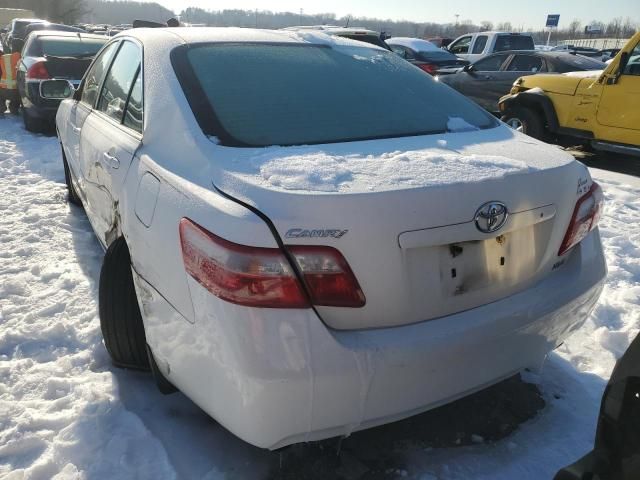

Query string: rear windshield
555 54 605 72
174 43 497 147
495 35 534 52
418 50 460 62
39 36 106 58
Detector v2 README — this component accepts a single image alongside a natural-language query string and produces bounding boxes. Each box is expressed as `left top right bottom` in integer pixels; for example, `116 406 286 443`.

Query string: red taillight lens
179 218 308 308
26 61 50 80
558 182 604 256
288 246 366 307
179 219 366 309
418 63 437 74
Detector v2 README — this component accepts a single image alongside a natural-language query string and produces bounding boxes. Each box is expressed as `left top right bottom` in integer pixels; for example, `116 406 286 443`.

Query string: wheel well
503 92 560 132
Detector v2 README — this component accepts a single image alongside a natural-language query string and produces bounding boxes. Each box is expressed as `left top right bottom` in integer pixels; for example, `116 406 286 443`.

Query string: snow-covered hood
562 69 604 78
209 124 575 199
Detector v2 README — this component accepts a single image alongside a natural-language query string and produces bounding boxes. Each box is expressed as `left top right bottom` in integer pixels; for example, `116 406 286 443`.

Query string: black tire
146 345 178 394
502 107 547 141
23 109 43 133
61 147 82 206
99 239 150 370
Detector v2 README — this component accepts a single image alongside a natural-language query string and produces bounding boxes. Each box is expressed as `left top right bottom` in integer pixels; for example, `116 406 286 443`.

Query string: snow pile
0 119 177 479
225 147 531 193
0 113 638 479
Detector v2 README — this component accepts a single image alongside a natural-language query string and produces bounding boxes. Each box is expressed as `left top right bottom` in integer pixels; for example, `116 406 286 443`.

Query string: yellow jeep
498 31 640 155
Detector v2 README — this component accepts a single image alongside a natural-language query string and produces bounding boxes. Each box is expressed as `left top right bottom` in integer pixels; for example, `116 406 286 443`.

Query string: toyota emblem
474 201 508 233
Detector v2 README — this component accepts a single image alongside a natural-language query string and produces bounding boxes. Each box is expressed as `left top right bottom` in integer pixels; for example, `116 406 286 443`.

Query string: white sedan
46 27 606 449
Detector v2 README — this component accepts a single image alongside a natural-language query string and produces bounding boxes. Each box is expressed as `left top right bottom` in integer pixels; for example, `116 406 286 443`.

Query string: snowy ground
0 114 638 479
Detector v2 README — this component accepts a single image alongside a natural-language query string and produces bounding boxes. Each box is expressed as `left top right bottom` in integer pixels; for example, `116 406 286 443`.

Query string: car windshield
40 36 106 57
177 43 497 147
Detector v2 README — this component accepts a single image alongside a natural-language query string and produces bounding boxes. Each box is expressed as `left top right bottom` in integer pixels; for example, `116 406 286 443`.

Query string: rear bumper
135 229 606 449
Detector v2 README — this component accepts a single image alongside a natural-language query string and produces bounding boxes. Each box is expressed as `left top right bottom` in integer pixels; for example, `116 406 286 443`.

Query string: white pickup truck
447 31 535 62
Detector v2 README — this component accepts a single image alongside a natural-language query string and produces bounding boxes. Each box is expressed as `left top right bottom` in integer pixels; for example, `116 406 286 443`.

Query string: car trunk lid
209 126 587 330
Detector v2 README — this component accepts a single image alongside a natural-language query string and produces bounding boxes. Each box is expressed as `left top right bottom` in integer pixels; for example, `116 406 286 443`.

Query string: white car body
448 31 535 61
55 27 606 449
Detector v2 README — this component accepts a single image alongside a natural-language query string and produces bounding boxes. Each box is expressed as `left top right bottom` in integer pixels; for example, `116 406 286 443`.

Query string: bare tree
50 0 90 24
495 21 513 32
567 19 581 38
480 20 493 32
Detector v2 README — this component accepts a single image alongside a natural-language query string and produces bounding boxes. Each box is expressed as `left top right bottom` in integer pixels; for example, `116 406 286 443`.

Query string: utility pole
454 14 460 26
255 8 258 28
299 8 304 25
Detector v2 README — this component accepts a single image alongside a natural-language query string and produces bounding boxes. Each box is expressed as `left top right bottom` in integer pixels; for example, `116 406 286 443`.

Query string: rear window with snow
172 43 498 147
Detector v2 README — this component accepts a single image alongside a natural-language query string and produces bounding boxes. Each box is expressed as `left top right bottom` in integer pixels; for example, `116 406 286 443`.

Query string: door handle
102 152 120 169
71 125 81 134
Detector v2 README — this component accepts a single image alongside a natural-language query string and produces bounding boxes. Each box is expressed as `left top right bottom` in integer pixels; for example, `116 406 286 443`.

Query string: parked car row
36 26 608 450
0 17 109 132
438 50 606 113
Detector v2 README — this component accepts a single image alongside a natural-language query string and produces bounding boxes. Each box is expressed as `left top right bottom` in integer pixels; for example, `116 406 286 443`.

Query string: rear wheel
502 107 547 141
99 238 150 370
22 109 44 133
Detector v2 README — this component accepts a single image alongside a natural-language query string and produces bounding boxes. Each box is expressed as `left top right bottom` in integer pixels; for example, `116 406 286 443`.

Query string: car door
65 40 120 193
597 40 640 140
78 39 143 247
495 53 546 106
448 53 511 111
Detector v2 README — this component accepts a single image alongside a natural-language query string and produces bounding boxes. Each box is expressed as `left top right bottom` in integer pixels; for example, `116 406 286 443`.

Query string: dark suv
2 18 46 52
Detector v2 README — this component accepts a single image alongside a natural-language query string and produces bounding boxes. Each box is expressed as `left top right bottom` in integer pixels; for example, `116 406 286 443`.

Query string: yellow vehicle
498 31 640 155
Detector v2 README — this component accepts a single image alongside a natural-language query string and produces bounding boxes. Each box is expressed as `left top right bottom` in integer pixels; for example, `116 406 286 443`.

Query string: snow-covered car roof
387 37 439 52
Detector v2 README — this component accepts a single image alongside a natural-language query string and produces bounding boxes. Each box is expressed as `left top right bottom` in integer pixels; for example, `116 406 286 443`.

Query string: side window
390 45 407 58
123 69 143 133
472 35 488 54
473 54 509 71
81 42 119 107
449 36 472 55
97 41 141 123
623 43 640 76
507 55 543 73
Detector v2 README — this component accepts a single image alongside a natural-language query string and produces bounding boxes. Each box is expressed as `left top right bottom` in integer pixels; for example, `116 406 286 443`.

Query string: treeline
0 0 636 41
81 0 173 25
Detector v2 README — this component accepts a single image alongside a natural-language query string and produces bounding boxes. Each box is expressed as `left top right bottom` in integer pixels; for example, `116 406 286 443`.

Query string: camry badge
474 201 508 234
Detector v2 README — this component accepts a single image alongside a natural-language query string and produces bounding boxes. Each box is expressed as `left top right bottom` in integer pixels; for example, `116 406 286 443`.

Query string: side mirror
463 64 475 73
40 79 76 100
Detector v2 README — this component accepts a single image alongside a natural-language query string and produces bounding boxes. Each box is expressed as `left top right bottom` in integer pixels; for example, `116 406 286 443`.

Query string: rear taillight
558 182 604 256
289 246 366 307
418 63 437 75
179 218 365 308
26 61 50 80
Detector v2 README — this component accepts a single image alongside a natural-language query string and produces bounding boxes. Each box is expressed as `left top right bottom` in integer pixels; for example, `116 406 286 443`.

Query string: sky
152 0 640 29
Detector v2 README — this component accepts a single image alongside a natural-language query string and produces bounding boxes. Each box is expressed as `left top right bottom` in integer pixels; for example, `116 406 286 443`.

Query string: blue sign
546 14 560 27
